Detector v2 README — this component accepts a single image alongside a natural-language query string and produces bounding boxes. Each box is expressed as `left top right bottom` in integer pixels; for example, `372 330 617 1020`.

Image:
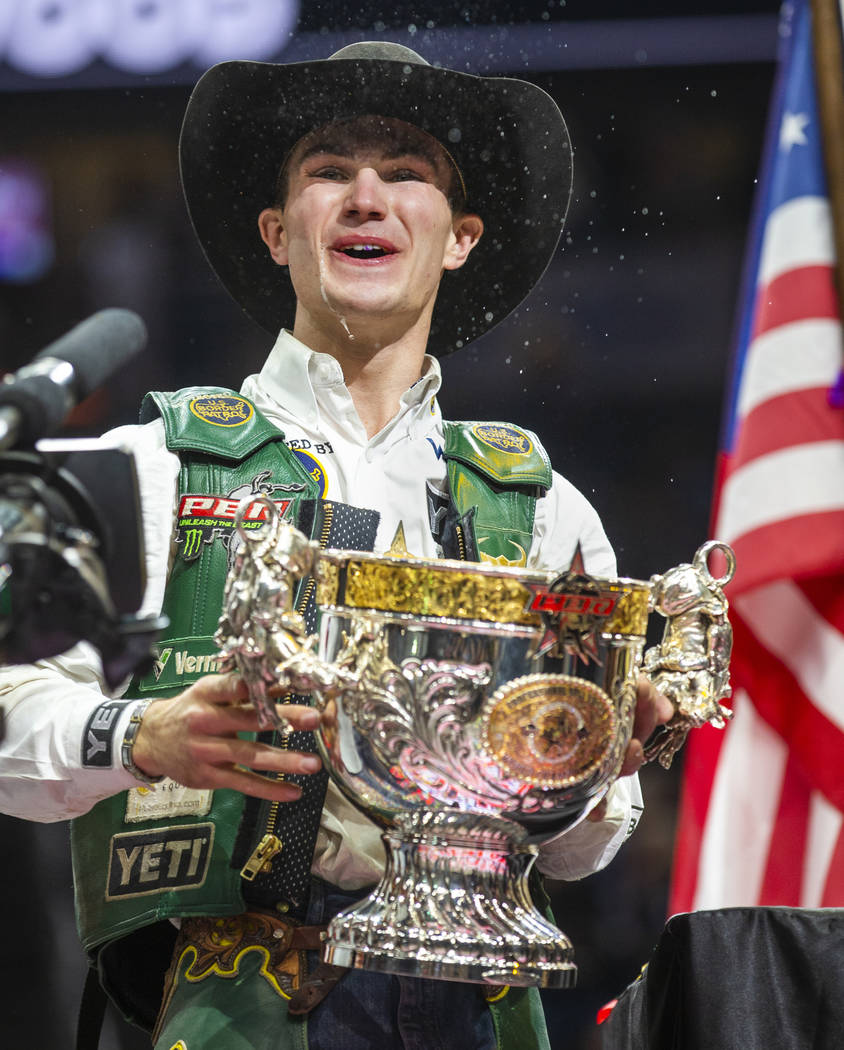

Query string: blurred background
0 0 781 1046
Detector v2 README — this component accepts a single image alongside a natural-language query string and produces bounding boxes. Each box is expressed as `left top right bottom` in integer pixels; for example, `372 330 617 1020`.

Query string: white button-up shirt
0 330 641 884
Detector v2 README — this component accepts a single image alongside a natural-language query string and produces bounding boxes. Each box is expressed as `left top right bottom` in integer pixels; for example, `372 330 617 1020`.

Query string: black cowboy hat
179 41 572 357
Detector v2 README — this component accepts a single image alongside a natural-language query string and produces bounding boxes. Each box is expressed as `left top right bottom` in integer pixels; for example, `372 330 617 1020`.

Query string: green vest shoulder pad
442 421 552 491
441 421 551 568
141 387 282 461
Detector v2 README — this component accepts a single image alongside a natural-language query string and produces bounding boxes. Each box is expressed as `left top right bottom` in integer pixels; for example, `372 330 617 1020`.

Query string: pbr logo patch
175 471 305 561
472 423 532 456
189 395 253 427
105 823 214 900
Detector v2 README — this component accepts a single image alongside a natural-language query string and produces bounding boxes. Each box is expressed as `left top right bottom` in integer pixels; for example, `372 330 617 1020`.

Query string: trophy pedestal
323 811 577 988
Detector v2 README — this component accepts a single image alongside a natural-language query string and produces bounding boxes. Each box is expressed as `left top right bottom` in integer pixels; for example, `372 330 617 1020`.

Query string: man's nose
343 167 387 218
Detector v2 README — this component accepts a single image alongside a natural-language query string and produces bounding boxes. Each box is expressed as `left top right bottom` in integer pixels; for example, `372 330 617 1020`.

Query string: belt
152 911 349 1043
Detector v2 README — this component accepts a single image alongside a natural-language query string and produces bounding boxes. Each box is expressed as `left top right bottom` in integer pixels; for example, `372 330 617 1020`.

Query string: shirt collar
250 329 442 430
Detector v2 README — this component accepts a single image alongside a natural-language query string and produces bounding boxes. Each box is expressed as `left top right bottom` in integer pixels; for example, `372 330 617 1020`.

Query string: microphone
0 308 148 450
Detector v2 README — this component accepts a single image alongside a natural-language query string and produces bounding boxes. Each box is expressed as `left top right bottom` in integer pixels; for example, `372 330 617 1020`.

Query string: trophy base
323 812 577 988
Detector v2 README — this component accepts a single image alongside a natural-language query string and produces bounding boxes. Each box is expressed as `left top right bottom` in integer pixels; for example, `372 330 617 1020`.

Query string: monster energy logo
181 527 211 561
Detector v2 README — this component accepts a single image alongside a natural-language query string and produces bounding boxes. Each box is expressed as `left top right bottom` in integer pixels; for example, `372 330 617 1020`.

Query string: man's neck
292 314 429 439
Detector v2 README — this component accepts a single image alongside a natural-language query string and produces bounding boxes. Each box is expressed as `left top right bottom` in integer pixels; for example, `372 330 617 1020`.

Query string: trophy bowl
216 501 735 988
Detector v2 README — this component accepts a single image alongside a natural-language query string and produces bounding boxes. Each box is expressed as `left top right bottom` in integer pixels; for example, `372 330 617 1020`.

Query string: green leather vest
70 389 552 1040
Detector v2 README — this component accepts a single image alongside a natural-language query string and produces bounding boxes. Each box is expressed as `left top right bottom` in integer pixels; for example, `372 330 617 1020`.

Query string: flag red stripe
751 263 838 339
757 756 811 904
723 510 844 594
730 611 844 809
668 725 728 916
797 574 844 631
820 825 844 905
726 387 844 466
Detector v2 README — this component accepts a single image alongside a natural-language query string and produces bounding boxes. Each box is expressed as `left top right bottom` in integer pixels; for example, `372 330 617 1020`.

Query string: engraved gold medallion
482 674 617 788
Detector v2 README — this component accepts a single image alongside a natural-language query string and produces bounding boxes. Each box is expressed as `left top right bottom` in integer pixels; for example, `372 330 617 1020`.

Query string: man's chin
323 298 417 331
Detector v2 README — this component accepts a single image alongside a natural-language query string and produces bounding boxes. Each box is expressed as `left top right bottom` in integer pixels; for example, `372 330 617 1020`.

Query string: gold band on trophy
317 552 651 636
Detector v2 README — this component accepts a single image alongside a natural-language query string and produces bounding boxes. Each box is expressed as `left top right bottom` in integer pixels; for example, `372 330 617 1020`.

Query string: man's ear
443 213 484 272
258 207 288 266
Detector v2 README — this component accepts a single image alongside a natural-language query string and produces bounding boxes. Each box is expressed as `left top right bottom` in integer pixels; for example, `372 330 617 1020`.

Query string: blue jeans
303 879 497 1050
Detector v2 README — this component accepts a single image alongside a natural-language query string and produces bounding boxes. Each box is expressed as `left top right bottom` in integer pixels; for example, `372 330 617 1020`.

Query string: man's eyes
387 168 427 183
311 166 346 180
305 164 432 183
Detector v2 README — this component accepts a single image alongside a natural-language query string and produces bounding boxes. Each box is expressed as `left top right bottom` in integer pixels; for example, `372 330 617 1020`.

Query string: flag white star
780 110 810 151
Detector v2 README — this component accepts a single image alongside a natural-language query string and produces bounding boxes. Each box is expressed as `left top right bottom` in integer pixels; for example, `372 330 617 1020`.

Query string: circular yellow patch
472 423 532 455
189 395 253 427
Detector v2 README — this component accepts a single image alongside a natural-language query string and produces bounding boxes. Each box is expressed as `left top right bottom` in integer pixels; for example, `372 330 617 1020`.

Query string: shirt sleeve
527 468 643 878
535 775 644 881
0 419 179 822
528 470 617 577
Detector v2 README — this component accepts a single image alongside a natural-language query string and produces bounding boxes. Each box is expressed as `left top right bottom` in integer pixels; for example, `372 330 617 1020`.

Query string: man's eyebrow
294 140 442 169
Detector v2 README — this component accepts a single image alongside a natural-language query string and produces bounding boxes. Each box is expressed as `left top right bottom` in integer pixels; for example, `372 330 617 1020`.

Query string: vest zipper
239 501 335 883
455 520 467 560
240 832 283 881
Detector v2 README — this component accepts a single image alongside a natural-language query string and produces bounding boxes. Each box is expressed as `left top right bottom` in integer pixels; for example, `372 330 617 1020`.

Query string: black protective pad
600 907 844 1050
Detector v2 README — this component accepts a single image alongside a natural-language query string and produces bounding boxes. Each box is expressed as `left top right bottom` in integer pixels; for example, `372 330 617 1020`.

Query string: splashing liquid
318 246 355 340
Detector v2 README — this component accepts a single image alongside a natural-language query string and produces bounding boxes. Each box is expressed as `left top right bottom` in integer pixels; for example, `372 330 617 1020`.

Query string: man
0 42 671 1049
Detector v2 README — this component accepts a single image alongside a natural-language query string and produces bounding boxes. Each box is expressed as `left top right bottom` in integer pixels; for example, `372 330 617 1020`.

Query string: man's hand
587 674 674 822
130 673 323 802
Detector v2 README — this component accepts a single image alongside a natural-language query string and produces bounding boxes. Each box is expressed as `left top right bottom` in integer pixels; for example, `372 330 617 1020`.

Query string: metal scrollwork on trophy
215 496 736 989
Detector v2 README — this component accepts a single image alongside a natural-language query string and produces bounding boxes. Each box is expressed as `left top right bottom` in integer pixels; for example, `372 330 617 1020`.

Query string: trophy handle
693 539 737 589
641 541 736 769
215 500 350 730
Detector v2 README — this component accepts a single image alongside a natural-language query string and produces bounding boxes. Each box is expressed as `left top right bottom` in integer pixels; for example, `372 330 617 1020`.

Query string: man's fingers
632 675 673 743
619 739 645 777
210 701 322 734
204 767 306 803
195 737 323 776
188 672 250 705
132 675 324 789
610 676 675 781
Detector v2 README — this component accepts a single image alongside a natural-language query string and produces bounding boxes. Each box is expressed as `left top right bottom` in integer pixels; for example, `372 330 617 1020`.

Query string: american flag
669 0 844 913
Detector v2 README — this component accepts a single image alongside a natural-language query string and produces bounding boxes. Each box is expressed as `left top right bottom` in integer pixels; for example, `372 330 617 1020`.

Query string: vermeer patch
105 823 214 900
189 395 253 427
472 423 532 455
148 636 225 691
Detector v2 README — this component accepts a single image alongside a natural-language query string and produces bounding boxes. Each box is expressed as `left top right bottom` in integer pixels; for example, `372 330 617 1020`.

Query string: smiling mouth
335 243 396 259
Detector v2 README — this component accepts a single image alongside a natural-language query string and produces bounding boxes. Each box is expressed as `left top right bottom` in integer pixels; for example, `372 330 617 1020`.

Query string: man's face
259 116 482 342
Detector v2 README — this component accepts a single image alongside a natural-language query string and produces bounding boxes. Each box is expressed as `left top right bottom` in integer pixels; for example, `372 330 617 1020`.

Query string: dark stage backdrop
0 16 775 1049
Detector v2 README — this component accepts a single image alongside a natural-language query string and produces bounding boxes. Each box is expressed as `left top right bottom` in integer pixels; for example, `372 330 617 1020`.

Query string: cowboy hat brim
179 50 572 356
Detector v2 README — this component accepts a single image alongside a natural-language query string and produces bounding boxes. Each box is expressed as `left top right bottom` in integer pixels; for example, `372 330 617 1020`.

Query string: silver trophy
215 498 735 988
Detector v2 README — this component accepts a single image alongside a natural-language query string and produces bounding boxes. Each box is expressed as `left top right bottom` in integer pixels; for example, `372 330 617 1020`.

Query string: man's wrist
121 699 165 784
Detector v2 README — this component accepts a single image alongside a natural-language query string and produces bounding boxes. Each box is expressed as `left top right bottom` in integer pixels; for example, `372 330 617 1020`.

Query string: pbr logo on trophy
215 494 735 988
